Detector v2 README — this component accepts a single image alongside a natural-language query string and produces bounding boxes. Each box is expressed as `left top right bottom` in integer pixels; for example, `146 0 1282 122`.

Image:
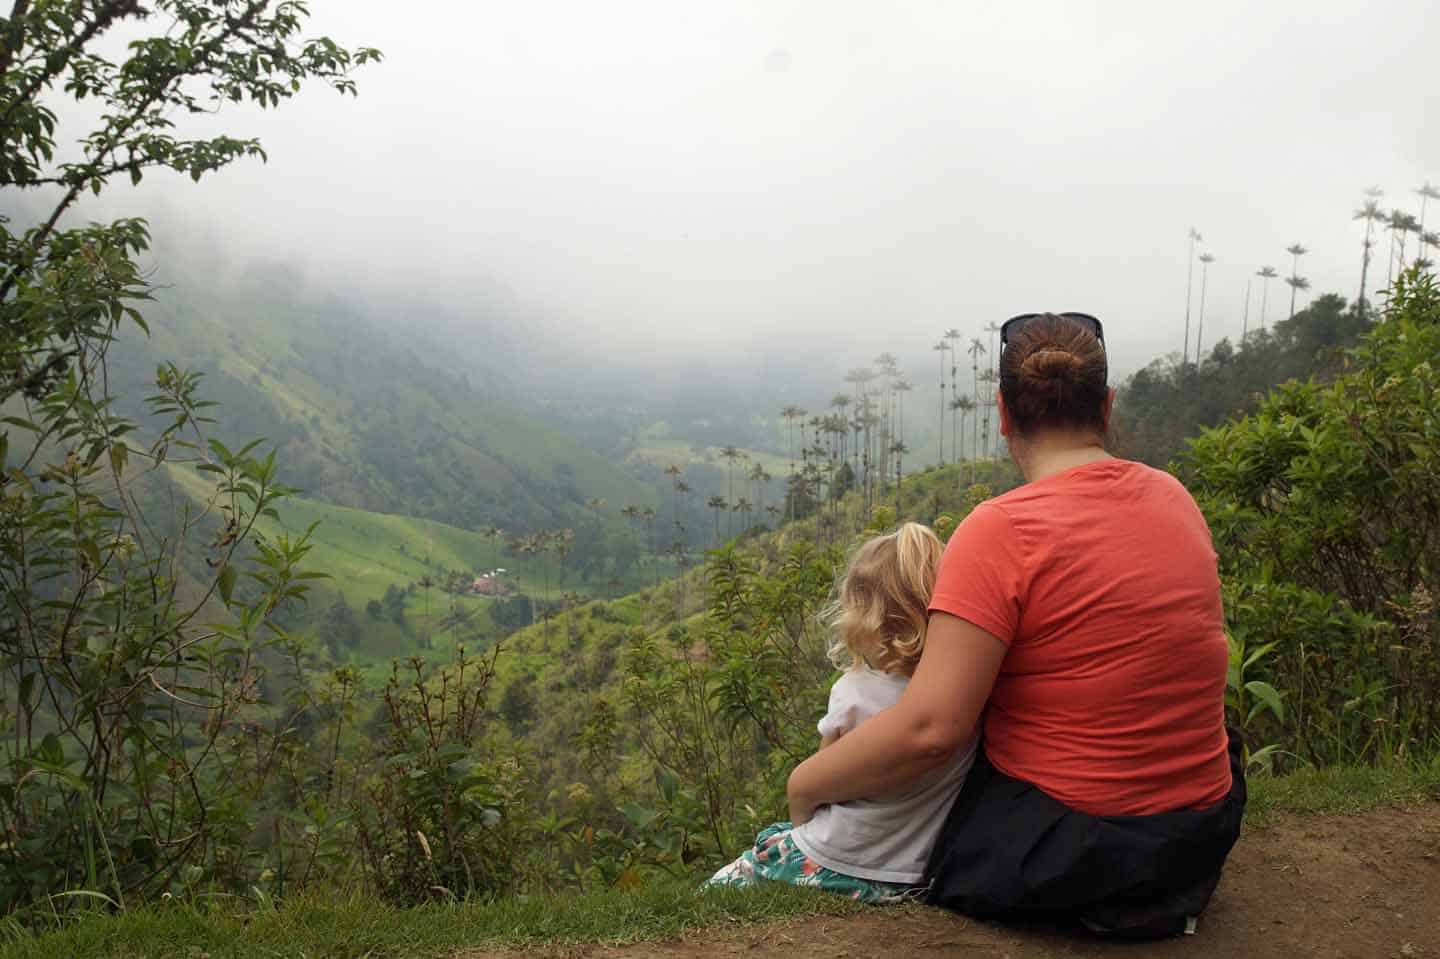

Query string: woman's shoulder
990 458 1179 508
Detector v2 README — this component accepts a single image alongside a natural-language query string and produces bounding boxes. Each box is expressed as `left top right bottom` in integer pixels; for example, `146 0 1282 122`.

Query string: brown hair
825 522 944 677
998 313 1109 436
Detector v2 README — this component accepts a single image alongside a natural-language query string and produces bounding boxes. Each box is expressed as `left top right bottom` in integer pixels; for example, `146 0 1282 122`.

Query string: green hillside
109 264 657 541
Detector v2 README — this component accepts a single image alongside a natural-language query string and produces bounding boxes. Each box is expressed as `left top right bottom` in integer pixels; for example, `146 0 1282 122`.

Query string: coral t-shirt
929 459 1232 816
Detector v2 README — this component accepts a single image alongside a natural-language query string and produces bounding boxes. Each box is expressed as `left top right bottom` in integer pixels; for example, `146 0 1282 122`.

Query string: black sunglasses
999 312 1105 348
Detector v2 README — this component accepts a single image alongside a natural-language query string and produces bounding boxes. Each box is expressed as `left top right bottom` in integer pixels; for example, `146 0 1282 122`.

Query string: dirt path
461 804 1440 959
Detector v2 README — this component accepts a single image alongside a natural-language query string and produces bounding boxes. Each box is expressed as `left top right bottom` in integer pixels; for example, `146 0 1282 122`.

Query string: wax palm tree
1195 252 1215 360
1255 266 1278 331
732 497 753 534
967 338 986 463
1285 275 1311 318
674 480 691 538
1416 182 1440 268
719 445 742 534
893 378 911 452
780 406 803 478
1383 210 1408 292
1419 231 1440 272
889 441 908 513
951 395 974 467
706 495 728 544
944 328 962 451
1240 276 1252 342
1183 227 1202 364
1285 244 1308 320
664 463 684 535
932 340 948 465
1354 191 1385 320
1392 212 1420 269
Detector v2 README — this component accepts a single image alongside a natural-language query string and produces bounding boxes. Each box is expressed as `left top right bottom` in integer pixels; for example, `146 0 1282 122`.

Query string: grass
0 881 868 959
6 760 1439 959
1245 756 1440 824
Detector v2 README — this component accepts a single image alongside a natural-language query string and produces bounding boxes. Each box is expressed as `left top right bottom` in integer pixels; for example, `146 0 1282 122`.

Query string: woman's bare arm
787 612 1006 823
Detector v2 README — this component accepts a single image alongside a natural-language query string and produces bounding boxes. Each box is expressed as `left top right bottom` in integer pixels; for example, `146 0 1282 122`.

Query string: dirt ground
460 804 1440 959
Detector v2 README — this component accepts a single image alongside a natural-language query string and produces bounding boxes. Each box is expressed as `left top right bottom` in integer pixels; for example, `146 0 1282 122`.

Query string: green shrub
1188 268 1440 766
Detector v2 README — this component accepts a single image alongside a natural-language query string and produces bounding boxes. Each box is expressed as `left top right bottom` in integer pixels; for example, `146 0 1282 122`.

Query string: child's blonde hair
825 522 944 677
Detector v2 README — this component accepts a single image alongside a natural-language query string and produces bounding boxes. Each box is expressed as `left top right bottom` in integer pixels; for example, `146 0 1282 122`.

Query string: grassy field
3 761 1437 959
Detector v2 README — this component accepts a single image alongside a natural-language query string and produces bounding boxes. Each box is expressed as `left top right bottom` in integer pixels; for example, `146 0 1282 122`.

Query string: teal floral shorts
704 822 918 904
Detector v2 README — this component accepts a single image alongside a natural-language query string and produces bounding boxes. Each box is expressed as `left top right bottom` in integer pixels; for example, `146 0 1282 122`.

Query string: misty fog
49 0 1440 385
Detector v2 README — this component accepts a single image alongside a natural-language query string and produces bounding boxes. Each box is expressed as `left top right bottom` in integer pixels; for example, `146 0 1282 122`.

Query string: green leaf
217 564 237 605
1244 680 1285 723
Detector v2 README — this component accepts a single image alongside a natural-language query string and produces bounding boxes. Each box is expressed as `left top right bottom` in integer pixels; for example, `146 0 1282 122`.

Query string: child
706 523 979 902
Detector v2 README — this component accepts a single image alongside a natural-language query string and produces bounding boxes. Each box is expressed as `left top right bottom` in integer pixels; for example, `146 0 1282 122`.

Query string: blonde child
706 523 979 902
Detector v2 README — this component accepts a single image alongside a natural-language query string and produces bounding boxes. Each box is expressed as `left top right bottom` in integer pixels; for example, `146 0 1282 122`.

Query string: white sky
90 0 1440 379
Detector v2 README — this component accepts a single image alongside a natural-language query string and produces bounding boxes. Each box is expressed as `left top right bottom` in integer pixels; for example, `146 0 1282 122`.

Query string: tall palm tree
1285 244 1309 320
967 338 986 465
1354 190 1385 320
1195 252 1215 360
985 320 1001 380
732 497 753 534
1255 266 1278 331
718 445 742 534
780 406 802 479
1419 231 1440 272
1241 276 1253 342
674 480 691 538
977 368 1000 457
932 340 948 465
889 441 908 513
1393 212 1420 269
747 460 769 524
1183 227 1202 364
951 395 974 467
1383 210 1408 293
640 507 657 586
1285 275 1311 318
705 495 728 544
1416 182 1440 268
944 328 962 451
664 463 684 536
893 378 911 452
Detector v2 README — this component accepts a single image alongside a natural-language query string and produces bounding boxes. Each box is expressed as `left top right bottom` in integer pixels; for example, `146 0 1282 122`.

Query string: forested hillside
1115 293 1372 468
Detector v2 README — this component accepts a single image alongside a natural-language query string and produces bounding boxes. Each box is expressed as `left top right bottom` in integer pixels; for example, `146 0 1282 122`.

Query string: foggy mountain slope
107 262 657 535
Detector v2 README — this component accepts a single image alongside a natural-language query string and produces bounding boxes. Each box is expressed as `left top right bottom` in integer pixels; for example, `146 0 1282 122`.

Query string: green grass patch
1245 757 1440 824
0 880 868 959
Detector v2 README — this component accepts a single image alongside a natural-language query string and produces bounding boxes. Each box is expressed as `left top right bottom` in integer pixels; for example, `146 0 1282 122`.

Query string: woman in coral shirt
787 312 1244 939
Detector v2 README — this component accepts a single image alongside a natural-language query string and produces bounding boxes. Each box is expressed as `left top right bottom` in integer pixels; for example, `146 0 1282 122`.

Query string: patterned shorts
704 822 919 904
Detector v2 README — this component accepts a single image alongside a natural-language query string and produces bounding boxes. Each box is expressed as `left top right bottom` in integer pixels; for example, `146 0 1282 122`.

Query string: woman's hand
786 613 1006 810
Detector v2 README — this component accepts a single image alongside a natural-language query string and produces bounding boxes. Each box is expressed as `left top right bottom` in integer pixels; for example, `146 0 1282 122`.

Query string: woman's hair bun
1019 348 1082 385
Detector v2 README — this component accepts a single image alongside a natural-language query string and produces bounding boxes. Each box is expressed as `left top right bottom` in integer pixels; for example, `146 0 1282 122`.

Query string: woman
786 312 1243 939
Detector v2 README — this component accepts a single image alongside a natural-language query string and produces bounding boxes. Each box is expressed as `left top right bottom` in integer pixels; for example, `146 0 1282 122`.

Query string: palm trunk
1241 277 1252 341
1196 263 1209 360
1359 228 1372 320
1183 233 1196 364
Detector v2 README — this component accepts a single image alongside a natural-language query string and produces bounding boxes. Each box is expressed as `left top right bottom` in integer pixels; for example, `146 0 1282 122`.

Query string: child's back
705 523 974 901
790 666 976 884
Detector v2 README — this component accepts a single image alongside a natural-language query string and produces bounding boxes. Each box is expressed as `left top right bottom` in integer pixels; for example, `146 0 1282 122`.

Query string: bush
1187 268 1440 766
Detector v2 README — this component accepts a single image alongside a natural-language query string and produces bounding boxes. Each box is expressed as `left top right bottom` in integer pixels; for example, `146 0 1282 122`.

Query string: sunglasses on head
999 312 1105 349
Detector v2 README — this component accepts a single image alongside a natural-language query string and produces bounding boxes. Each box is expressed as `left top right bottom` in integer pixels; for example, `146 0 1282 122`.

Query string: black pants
924 727 1246 940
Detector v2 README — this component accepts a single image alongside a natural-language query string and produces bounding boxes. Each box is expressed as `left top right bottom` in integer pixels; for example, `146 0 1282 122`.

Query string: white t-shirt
789 667 978 884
